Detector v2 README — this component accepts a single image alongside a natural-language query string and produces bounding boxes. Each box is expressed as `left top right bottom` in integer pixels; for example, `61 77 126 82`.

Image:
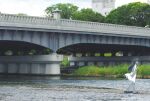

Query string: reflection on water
0 75 149 101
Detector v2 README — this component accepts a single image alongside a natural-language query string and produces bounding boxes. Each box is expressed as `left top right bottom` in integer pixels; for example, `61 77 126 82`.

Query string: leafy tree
106 2 150 27
17 13 28 16
72 8 105 22
45 3 78 19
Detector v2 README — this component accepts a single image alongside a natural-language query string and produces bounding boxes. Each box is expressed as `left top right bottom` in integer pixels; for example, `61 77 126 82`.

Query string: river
0 75 149 101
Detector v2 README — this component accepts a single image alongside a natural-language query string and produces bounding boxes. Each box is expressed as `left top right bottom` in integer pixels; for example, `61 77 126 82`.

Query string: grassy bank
138 64 150 78
73 64 150 78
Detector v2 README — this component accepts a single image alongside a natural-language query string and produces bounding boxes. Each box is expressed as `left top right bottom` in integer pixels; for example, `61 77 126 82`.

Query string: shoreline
62 74 150 79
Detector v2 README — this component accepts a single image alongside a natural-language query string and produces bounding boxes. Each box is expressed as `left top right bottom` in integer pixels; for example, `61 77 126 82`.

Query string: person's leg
125 82 135 93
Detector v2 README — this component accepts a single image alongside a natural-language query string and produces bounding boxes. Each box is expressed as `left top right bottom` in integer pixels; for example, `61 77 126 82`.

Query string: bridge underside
58 43 150 56
0 41 52 55
0 41 45 50
58 43 150 67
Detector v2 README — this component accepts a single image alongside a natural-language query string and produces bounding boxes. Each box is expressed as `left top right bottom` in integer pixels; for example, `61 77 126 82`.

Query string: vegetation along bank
72 64 150 79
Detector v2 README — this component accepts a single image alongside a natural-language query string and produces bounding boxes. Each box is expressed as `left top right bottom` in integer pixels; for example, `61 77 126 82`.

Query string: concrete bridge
0 13 150 75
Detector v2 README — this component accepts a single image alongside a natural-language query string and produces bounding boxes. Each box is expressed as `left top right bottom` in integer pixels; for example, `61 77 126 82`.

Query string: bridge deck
0 13 150 38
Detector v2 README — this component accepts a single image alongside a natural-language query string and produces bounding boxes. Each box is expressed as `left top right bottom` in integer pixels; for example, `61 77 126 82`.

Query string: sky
0 0 148 16
115 0 148 7
115 0 134 7
0 0 91 16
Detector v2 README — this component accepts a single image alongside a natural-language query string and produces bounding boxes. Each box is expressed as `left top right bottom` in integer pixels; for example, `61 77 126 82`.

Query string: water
0 75 149 101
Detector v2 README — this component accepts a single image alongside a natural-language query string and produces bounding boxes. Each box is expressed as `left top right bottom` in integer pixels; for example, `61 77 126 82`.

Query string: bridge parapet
0 13 150 37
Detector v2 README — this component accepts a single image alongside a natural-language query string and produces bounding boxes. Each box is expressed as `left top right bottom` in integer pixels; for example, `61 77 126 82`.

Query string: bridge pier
0 54 63 75
45 63 60 75
78 62 85 67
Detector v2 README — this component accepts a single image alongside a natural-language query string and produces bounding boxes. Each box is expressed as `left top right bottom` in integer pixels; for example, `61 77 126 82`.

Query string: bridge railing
0 13 150 37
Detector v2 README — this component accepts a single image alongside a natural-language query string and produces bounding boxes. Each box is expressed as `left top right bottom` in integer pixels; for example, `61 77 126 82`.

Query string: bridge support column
8 64 18 73
78 62 85 67
87 62 95 66
70 62 76 66
0 54 63 75
97 62 103 66
45 63 60 75
19 64 30 74
0 64 7 73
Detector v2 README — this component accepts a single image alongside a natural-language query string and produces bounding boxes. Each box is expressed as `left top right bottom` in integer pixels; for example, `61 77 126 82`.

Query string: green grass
73 64 150 78
61 56 70 67
104 53 112 57
138 64 150 76
74 66 100 76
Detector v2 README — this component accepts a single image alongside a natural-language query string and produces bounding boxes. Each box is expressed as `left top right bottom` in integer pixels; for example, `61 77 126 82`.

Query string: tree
45 3 78 19
17 13 28 16
106 2 150 27
72 8 105 22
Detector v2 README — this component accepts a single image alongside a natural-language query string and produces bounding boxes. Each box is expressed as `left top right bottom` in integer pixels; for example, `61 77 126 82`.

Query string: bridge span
0 13 150 75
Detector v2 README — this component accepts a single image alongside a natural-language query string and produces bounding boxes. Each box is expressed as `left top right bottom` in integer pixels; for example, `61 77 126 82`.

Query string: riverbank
71 64 150 79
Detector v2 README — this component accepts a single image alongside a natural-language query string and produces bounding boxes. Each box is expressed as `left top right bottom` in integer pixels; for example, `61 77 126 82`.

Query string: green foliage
28 49 36 55
73 64 150 77
43 48 52 54
61 56 69 67
95 53 100 56
99 64 128 76
45 3 78 19
45 2 150 27
104 53 112 57
106 2 150 27
138 64 150 76
72 8 105 22
74 66 100 76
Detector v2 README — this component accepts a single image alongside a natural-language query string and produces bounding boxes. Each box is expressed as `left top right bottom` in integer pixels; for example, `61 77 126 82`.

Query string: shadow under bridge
58 43 150 67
